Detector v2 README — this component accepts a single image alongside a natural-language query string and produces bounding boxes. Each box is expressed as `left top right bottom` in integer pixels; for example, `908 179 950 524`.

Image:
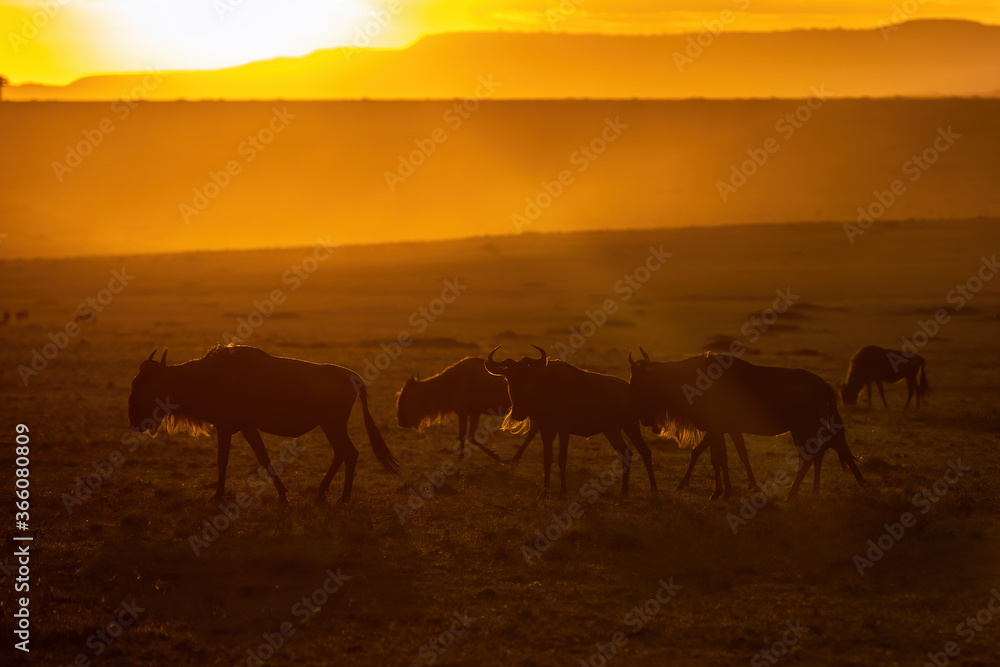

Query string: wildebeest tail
357 382 401 476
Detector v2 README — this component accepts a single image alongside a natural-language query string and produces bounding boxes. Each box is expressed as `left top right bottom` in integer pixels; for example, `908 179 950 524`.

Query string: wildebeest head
484 345 547 421
396 372 423 429
840 383 860 406
128 349 170 434
628 346 665 434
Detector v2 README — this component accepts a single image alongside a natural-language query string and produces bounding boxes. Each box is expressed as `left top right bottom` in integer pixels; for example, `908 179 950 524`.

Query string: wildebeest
842 345 928 410
396 357 538 461
128 345 400 503
484 345 658 500
628 347 865 500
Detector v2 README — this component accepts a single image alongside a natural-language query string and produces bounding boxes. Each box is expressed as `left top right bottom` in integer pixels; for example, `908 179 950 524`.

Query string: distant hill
7 20 1000 101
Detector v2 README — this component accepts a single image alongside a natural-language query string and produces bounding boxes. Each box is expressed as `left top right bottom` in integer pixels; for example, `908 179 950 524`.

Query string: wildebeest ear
639 345 650 360
147 349 157 362
160 349 168 366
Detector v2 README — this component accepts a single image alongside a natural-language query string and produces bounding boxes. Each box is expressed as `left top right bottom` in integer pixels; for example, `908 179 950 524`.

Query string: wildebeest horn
628 351 637 368
147 349 157 361
160 349 168 366
531 345 547 365
484 345 504 375
639 345 650 360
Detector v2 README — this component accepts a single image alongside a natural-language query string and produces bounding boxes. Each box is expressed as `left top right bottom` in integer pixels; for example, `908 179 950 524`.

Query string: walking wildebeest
484 345 658 500
128 345 400 503
396 357 539 461
841 345 928 410
628 347 865 500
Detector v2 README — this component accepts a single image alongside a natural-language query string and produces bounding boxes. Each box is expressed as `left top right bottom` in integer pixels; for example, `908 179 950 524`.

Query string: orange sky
3 0 999 85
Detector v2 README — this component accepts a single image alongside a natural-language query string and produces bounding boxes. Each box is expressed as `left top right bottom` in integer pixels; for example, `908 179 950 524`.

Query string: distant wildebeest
841 345 928 410
396 357 538 461
1 311 8 325
485 345 658 500
75 311 96 324
128 345 400 504
15 309 27 321
628 347 865 500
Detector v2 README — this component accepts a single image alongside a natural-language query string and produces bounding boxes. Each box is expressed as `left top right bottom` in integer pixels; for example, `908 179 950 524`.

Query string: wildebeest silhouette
396 357 538 461
485 345 658 500
128 345 400 503
842 344 928 410
629 347 865 500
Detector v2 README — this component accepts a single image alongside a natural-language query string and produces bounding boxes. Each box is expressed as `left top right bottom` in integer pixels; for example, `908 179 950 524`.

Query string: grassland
1 221 998 666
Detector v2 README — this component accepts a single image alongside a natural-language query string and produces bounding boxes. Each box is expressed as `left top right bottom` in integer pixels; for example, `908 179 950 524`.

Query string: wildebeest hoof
675 481 689 491
212 493 225 504
746 481 758 491
336 496 350 505
710 490 722 500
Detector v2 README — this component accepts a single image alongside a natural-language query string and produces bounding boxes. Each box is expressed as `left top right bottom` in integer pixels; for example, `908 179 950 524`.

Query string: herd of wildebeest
127 342 929 504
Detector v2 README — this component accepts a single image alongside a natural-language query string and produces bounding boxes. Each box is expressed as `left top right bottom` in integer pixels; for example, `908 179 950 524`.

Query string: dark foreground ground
1 221 999 665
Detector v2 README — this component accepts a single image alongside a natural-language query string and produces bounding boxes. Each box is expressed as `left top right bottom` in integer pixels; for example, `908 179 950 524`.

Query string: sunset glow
2 0 999 85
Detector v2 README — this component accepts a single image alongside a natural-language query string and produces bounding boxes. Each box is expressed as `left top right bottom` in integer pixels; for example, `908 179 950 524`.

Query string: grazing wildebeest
128 345 400 504
484 345 658 500
628 347 865 500
396 357 539 461
842 345 928 410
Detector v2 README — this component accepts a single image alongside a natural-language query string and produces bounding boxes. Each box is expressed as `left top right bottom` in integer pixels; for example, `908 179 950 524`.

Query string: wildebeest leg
677 433 712 490
813 447 825 492
241 428 288 502
904 377 915 410
708 433 731 500
540 429 555 495
318 424 347 503
604 430 632 498
623 425 658 494
466 413 501 461
557 431 570 499
510 423 538 464
877 382 888 409
787 433 813 500
214 430 232 502
730 432 756 490
457 413 468 460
